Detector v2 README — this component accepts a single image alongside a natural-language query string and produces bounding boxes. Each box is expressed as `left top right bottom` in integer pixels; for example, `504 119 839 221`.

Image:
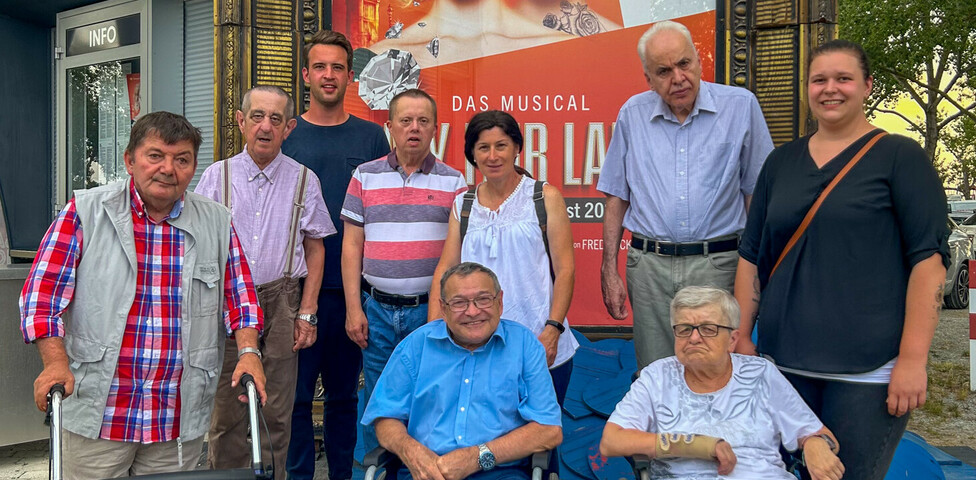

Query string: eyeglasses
672 323 734 338
444 294 498 312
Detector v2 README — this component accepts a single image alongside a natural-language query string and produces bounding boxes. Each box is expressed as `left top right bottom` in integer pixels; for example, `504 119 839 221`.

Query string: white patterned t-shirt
607 354 823 479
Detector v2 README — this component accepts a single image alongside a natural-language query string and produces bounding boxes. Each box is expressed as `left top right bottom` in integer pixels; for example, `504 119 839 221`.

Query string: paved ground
0 438 331 479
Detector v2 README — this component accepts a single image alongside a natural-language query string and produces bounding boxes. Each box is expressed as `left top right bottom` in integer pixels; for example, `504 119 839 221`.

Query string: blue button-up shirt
362 319 561 457
596 81 774 242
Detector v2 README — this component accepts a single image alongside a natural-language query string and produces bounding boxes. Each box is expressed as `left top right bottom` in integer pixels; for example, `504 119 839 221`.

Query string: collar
428 318 507 350
128 178 183 222
649 80 718 123
387 149 436 174
240 147 285 184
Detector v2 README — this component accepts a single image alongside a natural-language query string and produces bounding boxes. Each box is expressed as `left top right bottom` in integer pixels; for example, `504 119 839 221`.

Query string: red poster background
335 3 717 328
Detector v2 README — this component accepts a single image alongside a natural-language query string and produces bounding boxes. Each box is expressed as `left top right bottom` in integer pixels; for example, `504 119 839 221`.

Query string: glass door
56 0 148 210
66 58 141 191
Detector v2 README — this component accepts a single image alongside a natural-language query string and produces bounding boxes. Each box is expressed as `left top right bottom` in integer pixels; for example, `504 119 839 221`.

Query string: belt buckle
654 241 661 255
404 295 421 307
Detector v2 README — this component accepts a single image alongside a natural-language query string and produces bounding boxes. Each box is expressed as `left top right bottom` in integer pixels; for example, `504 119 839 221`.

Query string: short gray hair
637 20 698 72
241 85 296 121
670 286 740 328
440 262 501 300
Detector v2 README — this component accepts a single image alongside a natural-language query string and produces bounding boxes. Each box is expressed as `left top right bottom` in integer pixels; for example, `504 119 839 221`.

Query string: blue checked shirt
596 81 774 242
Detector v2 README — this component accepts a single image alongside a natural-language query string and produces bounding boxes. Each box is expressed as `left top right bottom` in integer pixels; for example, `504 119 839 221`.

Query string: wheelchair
363 447 556 480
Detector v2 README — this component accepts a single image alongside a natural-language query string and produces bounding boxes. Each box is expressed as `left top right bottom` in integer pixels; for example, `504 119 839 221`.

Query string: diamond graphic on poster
358 49 421 110
385 22 404 39
426 37 440 58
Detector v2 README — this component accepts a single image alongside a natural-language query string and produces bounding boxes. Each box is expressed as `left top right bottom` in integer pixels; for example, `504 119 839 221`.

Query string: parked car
944 217 973 309
957 213 976 238
950 212 970 224
948 200 976 215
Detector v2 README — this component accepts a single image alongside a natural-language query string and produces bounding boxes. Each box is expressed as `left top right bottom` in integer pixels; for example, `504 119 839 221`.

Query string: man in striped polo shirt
340 88 467 456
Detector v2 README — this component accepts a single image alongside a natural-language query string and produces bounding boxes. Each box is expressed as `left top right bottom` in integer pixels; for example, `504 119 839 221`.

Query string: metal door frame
55 0 149 211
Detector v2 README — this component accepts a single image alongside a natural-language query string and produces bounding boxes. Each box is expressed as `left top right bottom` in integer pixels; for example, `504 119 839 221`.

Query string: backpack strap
534 181 556 283
458 186 476 246
283 166 311 278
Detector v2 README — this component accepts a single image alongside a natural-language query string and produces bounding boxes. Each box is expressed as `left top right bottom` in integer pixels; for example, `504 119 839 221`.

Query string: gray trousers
626 244 737 369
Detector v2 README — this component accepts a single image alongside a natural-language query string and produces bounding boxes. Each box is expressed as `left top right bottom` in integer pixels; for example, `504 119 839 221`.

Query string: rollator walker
45 373 273 480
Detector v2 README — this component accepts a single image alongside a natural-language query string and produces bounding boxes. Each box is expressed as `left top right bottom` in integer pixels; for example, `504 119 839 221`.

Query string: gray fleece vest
62 180 232 441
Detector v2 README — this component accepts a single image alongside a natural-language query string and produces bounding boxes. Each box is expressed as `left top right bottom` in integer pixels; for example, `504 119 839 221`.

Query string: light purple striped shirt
195 149 337 285
596 81 774 242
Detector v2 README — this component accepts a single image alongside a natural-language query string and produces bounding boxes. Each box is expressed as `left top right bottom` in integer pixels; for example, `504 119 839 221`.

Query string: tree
838 0 976 161
942 116 976 198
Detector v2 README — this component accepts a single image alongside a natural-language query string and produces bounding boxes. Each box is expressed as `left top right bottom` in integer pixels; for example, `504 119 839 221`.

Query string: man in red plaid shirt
20 111 267 479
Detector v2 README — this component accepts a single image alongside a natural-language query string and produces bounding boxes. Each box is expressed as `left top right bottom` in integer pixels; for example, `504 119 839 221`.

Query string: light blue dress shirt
596 81 774 243
361 319 562 457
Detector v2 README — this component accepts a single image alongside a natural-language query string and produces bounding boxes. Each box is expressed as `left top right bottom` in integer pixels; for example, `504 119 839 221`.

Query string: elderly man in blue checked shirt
597 20 774 370
362 262 562 480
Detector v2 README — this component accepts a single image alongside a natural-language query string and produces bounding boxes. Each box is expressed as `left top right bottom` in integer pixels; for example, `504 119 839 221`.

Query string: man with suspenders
196 86 336 479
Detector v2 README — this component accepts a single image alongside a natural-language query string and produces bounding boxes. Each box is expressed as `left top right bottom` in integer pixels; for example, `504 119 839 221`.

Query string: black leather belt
631 236 739 256
362 279 429 307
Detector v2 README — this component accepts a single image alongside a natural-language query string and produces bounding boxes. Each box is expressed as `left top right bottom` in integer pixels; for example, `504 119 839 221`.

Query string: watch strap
477 443 495 471
238 347 262 360
545 319 566 334
298 313 317 325
811 433 838 453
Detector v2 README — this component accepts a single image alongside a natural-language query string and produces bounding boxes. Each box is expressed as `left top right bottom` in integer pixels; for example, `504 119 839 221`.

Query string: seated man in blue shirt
362 262 563 480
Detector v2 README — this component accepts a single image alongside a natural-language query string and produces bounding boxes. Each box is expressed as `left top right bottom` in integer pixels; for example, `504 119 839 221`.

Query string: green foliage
838 0 976 160
942 117 976 197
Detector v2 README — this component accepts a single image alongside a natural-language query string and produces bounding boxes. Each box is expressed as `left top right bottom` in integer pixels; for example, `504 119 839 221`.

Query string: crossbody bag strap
283 166 310 278
533 180 556 283
769 131 887 278
221 158 232 208
458 186 476 246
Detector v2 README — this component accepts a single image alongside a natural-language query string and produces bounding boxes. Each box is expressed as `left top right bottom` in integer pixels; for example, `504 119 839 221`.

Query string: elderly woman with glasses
600 286 844 480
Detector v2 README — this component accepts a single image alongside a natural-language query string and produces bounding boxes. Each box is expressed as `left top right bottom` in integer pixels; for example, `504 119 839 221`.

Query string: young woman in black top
733 40 949 480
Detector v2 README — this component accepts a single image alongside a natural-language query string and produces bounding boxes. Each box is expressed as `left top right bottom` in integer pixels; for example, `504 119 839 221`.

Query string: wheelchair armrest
531 450 552 471
628 454 652 475
364 446 402 470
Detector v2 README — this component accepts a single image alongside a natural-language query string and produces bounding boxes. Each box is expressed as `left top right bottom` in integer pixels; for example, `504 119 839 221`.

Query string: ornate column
213 0 302 160
727 0 836 145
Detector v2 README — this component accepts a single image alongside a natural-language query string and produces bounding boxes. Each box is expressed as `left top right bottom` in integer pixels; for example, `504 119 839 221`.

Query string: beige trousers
62 429 204 479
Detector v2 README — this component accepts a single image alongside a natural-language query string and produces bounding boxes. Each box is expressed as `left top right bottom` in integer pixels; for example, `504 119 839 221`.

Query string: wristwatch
298 313 318 326
238 347 262 360
809 433 838 453
477 443 496 471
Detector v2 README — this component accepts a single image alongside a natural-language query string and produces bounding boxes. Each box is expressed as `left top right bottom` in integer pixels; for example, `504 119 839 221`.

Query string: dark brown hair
303 30 353 69
389 88 438 123
463 111 529 176
808 39 871 81
125 111 202 159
